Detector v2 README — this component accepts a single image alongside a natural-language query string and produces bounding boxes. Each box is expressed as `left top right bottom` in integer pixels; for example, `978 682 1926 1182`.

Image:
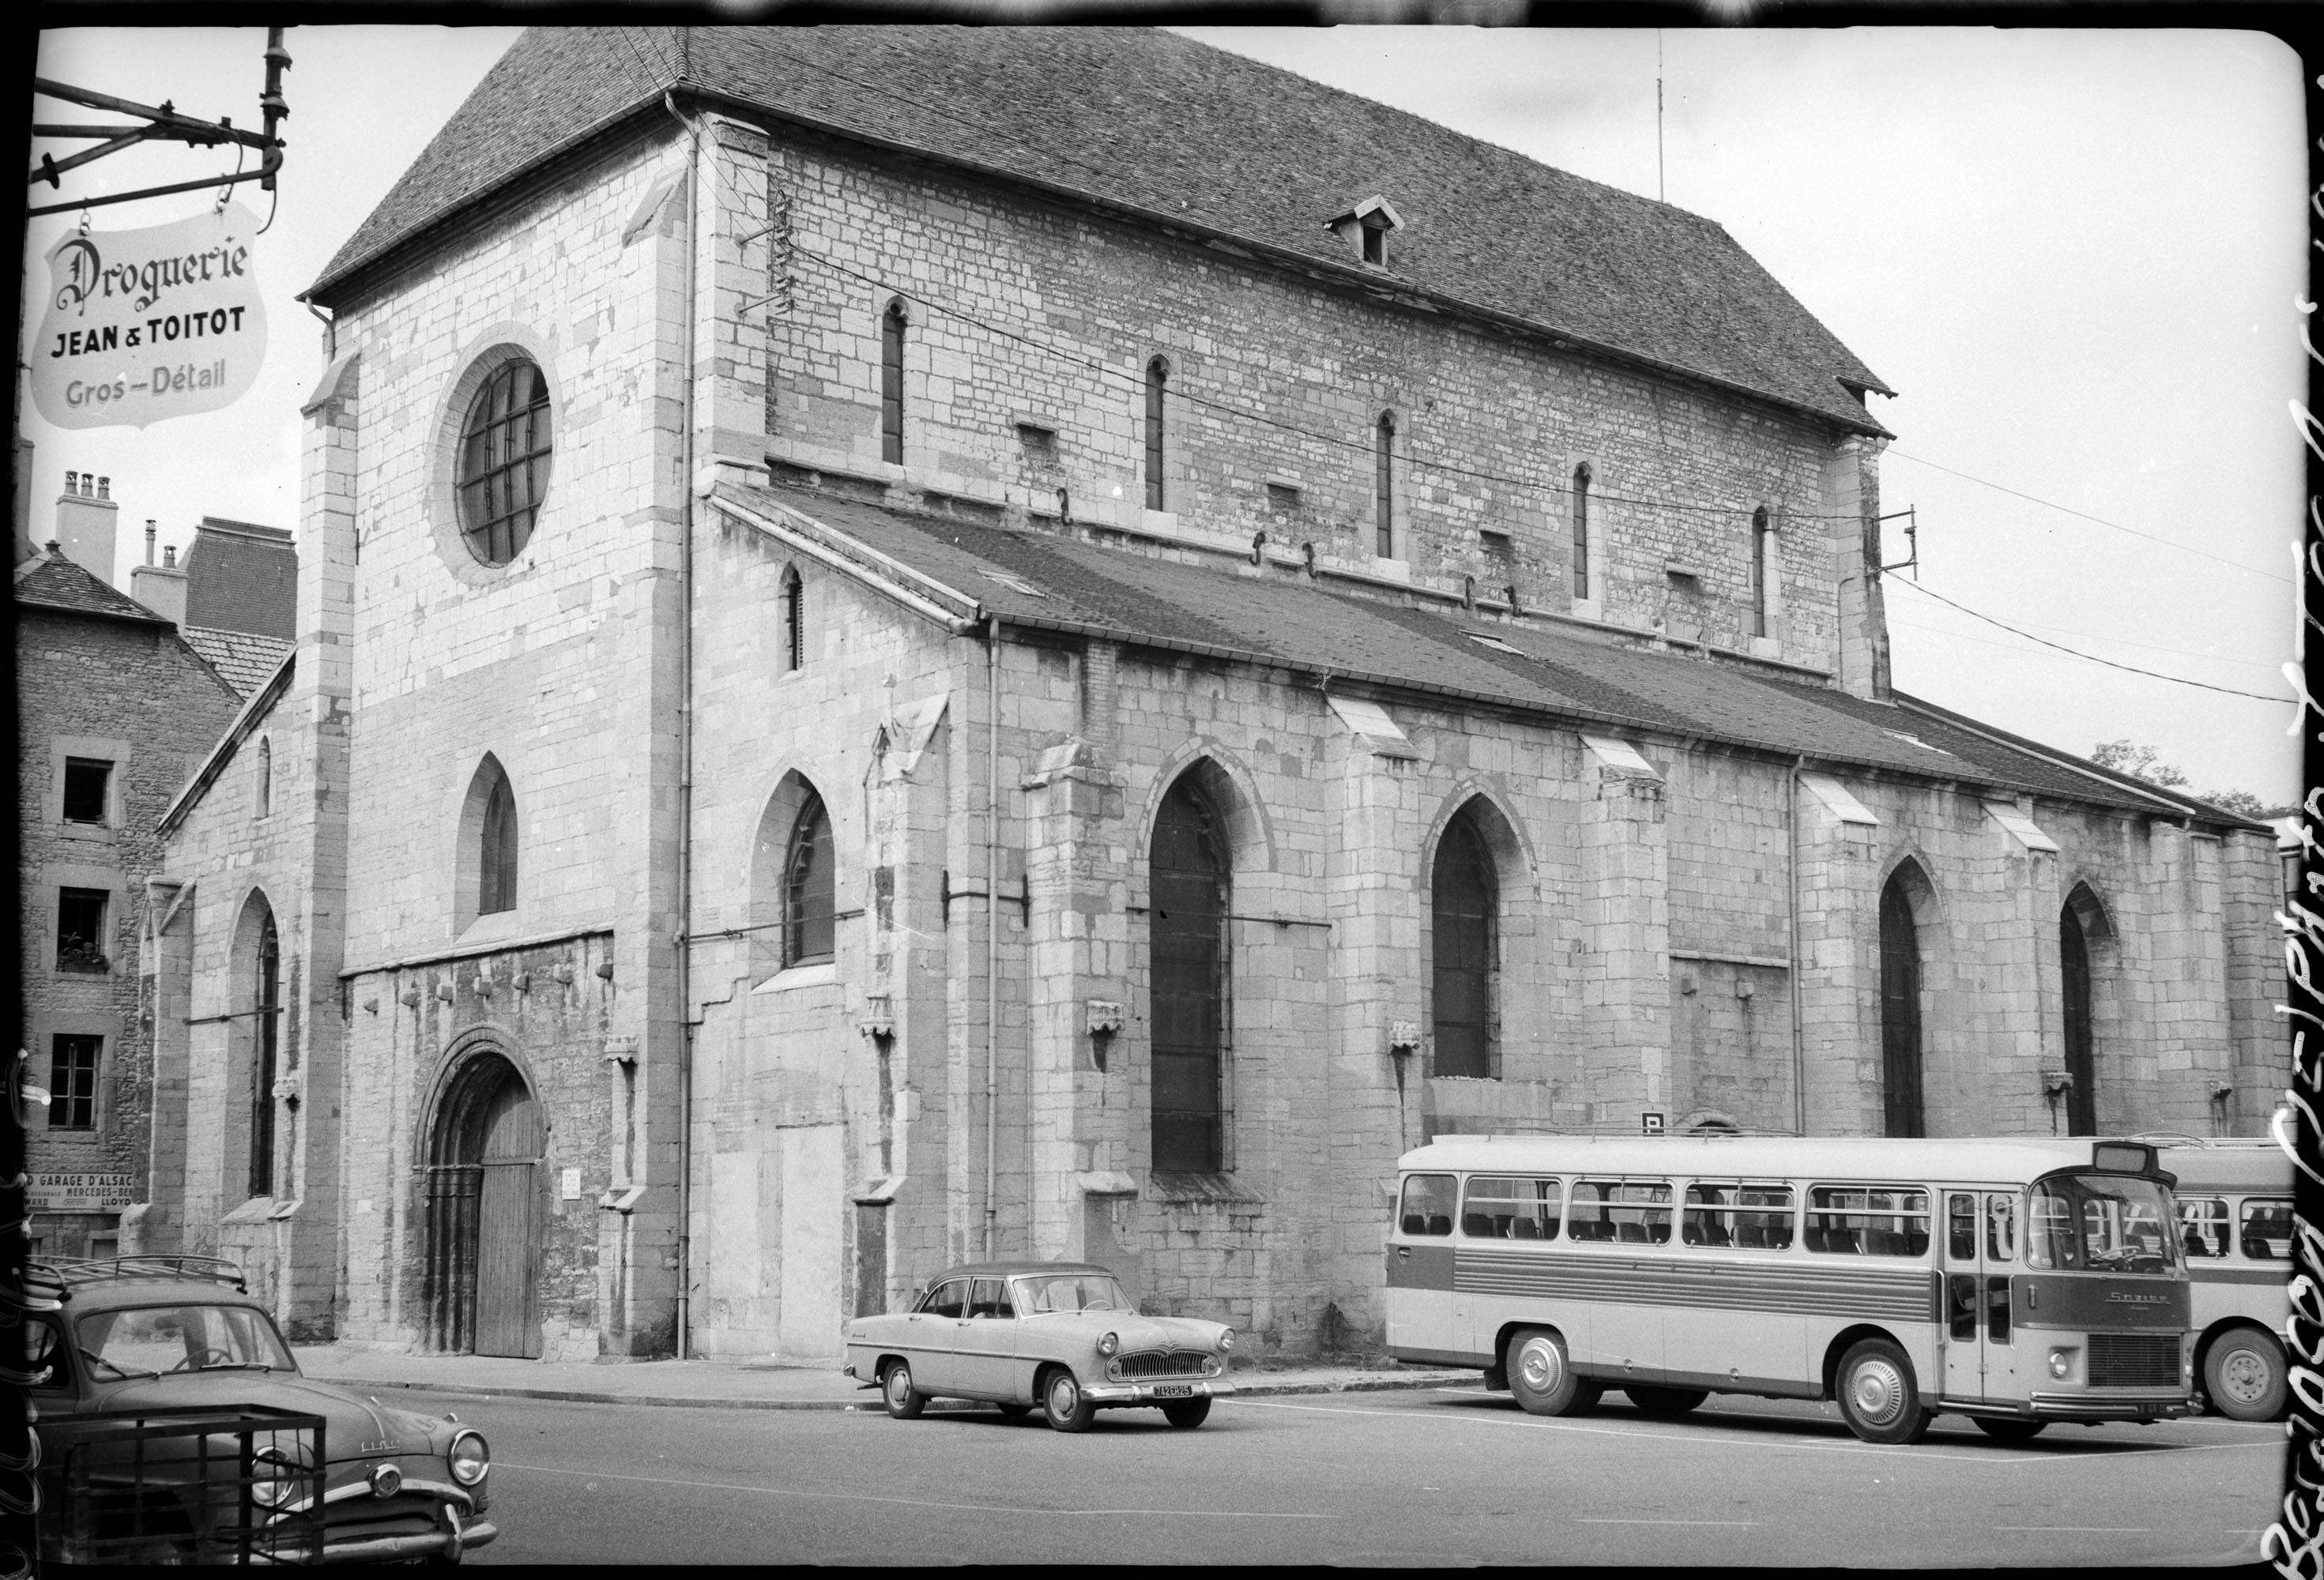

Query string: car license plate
1152 1383 1194 1399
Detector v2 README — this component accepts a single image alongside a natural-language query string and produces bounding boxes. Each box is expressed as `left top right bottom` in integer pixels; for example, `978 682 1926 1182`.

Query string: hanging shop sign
32 200 269 431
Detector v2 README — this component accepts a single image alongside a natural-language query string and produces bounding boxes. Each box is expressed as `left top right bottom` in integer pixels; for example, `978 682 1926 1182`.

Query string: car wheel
1972 1416 2047 1443
1506 1329 1596 1417
1042 1367 1097 1433
1624 1386 1708 1417
1835 1338 1930 1445
882 1360 927 1420
2206 1326 2289 1422
1161 1397 1212 1430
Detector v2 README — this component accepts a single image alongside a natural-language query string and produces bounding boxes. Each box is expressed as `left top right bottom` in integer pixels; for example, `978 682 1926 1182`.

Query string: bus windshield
2025 1172 2179 1273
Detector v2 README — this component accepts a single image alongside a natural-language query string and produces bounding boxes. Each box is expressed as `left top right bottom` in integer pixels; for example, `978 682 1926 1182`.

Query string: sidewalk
291 1343 1478 1413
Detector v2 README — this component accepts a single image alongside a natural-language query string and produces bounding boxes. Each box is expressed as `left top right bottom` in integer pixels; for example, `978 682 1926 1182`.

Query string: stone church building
136 28 2281 1362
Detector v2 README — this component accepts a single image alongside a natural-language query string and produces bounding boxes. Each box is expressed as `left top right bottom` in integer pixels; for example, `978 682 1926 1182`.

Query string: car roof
928 1262 1113 1281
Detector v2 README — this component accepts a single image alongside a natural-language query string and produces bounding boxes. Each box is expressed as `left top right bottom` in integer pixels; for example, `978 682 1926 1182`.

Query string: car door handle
1395 1247 1410 1262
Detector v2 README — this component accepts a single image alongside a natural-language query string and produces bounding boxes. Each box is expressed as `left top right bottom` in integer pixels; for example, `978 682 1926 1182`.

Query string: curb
305 1371 1476 1413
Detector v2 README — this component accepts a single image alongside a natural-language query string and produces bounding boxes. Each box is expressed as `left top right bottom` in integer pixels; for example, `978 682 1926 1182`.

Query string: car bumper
256 1505 498 1565
2025 1390 2194 1420
1083 1379 1236 1406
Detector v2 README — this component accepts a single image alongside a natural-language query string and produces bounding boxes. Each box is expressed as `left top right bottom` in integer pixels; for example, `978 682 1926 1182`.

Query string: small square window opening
62 758 111 824
56 888 111 974
1264 482 1302 513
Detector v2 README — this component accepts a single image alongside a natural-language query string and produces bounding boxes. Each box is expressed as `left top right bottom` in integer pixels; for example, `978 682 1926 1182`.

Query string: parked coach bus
2145 1137 2292 1422
1387 1135 2194 1444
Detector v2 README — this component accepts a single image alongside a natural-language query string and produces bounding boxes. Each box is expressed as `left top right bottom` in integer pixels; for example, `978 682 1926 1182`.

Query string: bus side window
1742 1185 1795 1250
1986 1195 2014 1262
1399 1173 1457 1237
2177 1196 2227 1259
2242 1197 2292 1260
1682 1183 1731 1247
1949 1194 1976 1261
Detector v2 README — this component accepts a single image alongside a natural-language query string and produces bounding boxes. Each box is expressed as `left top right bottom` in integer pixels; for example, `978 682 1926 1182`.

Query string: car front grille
1113 1350 1215 1380
316 1492 449 1543
2088 1334 2179 1388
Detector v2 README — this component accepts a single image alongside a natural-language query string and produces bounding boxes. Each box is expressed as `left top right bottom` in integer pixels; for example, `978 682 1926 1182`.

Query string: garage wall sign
28 1172 137 1211
32 200 268 430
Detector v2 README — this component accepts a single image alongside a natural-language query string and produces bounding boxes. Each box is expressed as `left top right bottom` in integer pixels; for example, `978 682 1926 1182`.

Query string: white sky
24 25 2307 804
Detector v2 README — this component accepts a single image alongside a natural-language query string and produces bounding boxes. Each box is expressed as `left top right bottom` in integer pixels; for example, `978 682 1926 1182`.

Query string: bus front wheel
1836 1338 1931 1445
1506 1330 1600 1417
2205 1326 2288 1422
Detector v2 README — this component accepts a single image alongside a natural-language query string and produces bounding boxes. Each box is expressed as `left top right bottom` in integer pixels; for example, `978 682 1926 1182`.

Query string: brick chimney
12 436 32 567
130 519 188 625
54 471 120 588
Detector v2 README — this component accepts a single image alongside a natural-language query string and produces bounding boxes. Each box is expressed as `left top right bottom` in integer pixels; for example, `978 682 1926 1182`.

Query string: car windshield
1012 1273 1131 1315
2025 1173 2180 1273
75 1304 295 1378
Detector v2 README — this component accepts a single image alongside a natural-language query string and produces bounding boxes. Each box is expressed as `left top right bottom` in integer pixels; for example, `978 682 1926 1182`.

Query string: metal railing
36 1405 326 1566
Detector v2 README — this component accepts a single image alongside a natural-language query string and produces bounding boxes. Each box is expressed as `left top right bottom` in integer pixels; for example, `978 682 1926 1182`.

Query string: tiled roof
181 626 296 699
729 481 2247 826
183 517 296 640
13 550 170 626
314 27 1888 433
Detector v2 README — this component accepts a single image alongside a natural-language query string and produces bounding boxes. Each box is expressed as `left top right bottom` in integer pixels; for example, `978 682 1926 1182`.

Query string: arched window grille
880 300 908 465
250 908 280 1198
1431 808 1498 1080
1374 412 1396 559
457 359 553 566
1751 506 1772 638
1572 464 1592 601
480 771 518 916
1145 357 1170 511
1151 775 1228 1172
781 566 804 673
785 790 835 967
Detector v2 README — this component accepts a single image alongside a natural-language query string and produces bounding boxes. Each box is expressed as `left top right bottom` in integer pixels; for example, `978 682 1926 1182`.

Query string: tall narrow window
785 790 835 967
781 566 804 673
1878 874 1925 1138
1431 808 1498 1080
1145 357 1170 511
1572 464 1592 601
1374 412 1396 559
1151 774 1228 1172
47 1035 100 1130
256 737 273 818
62 758 111 824
56 888 109 974
880 300 907 465
250 911 280 1198
1750 506 1772 639
480 773 518 916
2062 902 2095 1135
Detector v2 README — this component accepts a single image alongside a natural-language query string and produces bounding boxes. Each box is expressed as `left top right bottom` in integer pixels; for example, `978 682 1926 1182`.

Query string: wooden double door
430 1057 544 1359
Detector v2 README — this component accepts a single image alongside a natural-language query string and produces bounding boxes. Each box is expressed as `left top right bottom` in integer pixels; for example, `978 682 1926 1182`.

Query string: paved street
421 1383 2280 1567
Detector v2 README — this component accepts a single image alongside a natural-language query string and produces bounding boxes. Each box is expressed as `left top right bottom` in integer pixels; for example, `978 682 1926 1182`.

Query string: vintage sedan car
20 1257 495 1564
843 1262 1236 1431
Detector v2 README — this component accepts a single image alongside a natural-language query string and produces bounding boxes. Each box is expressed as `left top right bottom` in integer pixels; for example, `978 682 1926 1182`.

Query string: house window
1145 357 1170 511
785 790 835 967
250 909 280 1198
456 358 554 567
1362 218 1388 266
256 737 273 818
47 1034 100 1130
880 300 908 465
1750 506 1772 638
56 889 109 974
1150 774 1228 1172
1431 808 1498 1080
1572 464 1592 602
781 566 804 673
480 771 518 916
1374 412 1396 559
62 758 111 824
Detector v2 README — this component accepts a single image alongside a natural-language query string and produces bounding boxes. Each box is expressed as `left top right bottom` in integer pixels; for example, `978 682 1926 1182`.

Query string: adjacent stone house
139 27 2281 1362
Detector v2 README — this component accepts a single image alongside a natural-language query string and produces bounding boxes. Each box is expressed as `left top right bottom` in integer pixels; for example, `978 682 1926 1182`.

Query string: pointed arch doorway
425 1048 544 1357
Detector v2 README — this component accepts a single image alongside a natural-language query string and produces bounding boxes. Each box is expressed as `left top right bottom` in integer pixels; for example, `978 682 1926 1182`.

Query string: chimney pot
96 476 110 499
145 520 157 566
164 545 176 568
64 471 77 493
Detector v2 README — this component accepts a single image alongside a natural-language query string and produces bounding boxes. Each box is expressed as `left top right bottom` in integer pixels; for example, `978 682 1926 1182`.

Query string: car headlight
1218 1327 1234 1352
251 1446 297 1510
1098 1331 1119 1357
447 1429 490 1488
2047 1348 2076 1380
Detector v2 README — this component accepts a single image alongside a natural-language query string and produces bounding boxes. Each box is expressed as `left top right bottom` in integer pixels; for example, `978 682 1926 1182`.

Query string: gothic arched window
1572 464 1593 601
880 300 908 465
785 790 835 967
1145 357 1170 512
1151 774 1228 1172
1431 807 1499 1080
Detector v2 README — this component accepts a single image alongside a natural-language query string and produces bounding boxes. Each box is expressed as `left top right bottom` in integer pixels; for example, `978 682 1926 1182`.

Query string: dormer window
1327 196 1403 269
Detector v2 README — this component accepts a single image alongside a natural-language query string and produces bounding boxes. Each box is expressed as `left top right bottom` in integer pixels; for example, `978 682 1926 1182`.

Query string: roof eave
158 652 296 837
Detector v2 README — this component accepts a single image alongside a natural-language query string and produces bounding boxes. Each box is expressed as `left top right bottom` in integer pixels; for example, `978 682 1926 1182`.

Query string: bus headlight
2047 1348 2077 1380
447 1429 489 1488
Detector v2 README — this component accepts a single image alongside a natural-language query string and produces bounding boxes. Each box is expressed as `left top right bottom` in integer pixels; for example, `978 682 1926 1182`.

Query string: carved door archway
424 1050 544 1356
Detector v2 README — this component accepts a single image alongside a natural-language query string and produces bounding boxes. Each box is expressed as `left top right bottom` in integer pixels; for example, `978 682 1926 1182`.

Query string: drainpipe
984 614 1001 1258
669 92 701 1361
1789 754 1807 1137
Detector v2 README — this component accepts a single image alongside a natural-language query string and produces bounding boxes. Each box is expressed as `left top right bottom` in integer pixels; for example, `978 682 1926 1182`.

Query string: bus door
1387 1173 1459 1356
1942 1190 2020 1401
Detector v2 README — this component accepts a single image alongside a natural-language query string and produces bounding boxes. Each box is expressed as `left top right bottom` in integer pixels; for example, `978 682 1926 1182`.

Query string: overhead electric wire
1886 449 2289 585
1886 615 2282 673
1887 577 2290 703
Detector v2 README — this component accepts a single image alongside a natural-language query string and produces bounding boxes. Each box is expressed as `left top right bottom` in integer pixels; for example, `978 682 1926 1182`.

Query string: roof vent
1327 196 1403 269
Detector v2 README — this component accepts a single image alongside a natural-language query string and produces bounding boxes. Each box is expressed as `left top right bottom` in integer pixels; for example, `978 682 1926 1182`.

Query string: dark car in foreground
21 1256 495 1563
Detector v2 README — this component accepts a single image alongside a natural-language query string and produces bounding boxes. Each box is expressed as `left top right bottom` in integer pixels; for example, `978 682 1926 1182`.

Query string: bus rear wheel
1972 1416 2047 1443
2205 1326 2288 1422
1836 1338 1930 1445
1625 1386 1708 1417
1506 1330 1599 1417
